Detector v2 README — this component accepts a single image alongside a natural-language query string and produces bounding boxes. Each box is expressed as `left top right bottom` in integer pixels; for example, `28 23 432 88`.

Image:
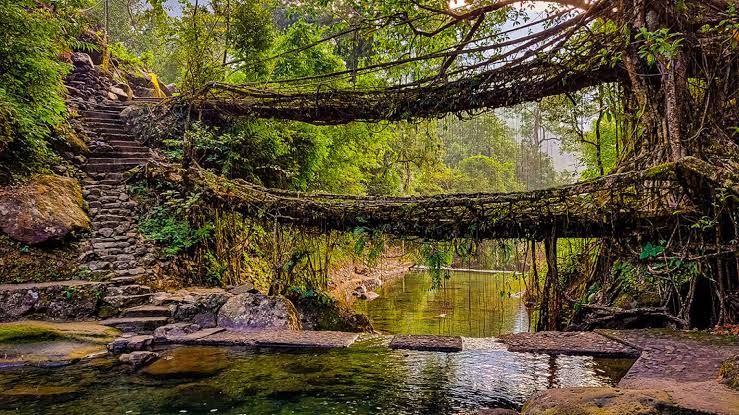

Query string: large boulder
291 295 373 332
521 387 678 415
155 288 232 328
217 292 301 332
0 280 106 321
71 52 94 71
0 175 90 244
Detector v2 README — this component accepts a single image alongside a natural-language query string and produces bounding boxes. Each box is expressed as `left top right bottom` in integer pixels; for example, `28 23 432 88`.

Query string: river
354 270 532 337
0 271 634 414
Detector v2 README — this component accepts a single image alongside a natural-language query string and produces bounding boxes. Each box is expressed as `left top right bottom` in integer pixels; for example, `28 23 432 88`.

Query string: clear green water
354 271 531 337
0 341 632 415
0 271 635 414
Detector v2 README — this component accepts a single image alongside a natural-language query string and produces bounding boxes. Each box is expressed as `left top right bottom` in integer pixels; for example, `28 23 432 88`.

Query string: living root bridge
146 157 732 241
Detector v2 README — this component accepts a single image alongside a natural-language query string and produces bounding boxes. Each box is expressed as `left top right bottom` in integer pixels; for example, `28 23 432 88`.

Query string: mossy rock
0 321 117 367
521 387 687 415
0 174 90 244
719 354 739 391
0 321 119 344
291 295 373 332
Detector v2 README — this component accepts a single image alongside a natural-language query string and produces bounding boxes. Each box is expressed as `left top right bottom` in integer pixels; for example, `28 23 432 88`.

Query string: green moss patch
0 321 119 345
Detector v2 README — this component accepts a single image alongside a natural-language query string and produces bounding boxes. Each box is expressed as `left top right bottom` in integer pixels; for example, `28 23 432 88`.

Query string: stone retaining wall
0 281 106 321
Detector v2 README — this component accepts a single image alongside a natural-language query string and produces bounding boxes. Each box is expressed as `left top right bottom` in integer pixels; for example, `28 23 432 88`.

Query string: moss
719 355 739 391
0 235 86 284
0 321 119 345
644 162 677 179
0 324 64 343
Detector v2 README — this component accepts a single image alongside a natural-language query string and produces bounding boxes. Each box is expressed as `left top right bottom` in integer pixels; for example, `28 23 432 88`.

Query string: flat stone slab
169 327 225 342
0 280 102 290
499 331 639 358
389 335 463 352
170 329 360 349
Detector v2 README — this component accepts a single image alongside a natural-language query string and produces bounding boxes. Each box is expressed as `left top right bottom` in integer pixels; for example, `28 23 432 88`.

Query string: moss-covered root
719 355 739 391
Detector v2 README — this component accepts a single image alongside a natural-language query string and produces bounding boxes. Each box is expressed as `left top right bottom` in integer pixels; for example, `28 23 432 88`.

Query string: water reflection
355 271 532 337
0 342 631 415
0 272 636 415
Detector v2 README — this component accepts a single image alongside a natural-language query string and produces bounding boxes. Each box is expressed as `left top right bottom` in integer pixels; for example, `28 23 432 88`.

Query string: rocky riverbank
329 250 413 305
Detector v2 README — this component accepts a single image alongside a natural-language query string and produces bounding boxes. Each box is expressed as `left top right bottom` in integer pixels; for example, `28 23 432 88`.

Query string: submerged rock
0 175 90 244
119 351 158 369
521 387 677 415
141 346 229 378
360 291 379 301
217 292 301 332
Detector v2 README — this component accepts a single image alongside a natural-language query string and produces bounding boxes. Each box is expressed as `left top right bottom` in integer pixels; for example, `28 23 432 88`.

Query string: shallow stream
0 271 634 414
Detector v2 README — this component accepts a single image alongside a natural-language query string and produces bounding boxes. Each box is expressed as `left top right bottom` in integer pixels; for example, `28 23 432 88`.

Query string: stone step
100 317 169 333
103 293 153 309
96 150 150 158
107 140 143 148
88 172 125 180
84 120 125 128
94 132 136 141
86 117 123 123
110 276 142 286
88 157 148 164
92 126 125 134
121 305 171 318
98 104 128 110
83 184 124 190
132 97 163 102
94 214 130 222
81 111 121 120
93 222 131 232
107 284 152 297
115 268 148 277
86 161 145 173
107 144 149 151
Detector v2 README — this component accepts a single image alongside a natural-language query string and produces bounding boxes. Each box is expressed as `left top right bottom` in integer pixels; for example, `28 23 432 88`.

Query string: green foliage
109 42 150 69
229 0 275 77
613 260 637 288
452 155 521 193
420 243 453 289
0 0 81 181
139 202 212 256
271 20 346 81
352 227 385 267
636 27 684 67
639 242 665 260
140 208 211 256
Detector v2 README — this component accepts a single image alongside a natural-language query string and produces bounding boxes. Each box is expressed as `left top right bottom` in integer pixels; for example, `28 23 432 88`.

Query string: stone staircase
78 101 171 334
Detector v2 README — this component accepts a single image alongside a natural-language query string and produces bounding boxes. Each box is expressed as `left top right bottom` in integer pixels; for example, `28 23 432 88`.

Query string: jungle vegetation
1 0 736 330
